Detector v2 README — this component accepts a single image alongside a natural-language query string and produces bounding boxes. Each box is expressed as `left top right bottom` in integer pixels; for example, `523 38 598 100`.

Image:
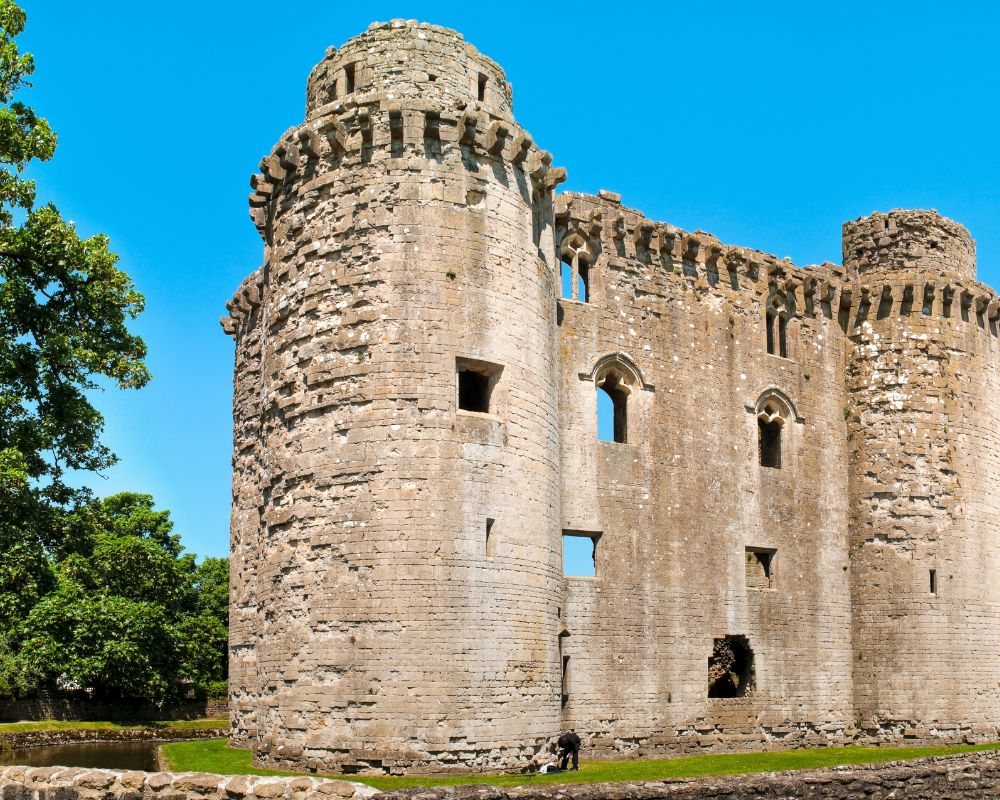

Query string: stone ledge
0 766 378 800
0 728 228 750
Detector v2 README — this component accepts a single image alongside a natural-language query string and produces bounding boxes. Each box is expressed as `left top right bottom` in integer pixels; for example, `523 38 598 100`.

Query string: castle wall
222 20 1000 776
553 194 854 752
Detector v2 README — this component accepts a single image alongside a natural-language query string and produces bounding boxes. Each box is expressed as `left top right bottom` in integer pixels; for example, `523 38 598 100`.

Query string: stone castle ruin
221 20 1000 775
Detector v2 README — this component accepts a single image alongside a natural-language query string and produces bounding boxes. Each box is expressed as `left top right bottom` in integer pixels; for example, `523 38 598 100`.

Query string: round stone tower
223 20 566 774
843 210 1000 733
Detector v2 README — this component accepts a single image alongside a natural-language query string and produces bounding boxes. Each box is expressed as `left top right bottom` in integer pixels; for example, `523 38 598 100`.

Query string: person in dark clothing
557 731 581 771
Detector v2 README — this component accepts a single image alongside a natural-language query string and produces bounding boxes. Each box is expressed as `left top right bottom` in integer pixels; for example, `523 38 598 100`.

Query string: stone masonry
220 20 1000 776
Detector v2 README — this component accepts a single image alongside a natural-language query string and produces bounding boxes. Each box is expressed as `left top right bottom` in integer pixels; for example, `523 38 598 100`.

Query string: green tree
16 494 228 704
0 0 149 625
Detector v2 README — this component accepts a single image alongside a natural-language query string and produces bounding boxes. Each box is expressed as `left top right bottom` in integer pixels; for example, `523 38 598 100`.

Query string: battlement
305 20 513 120
843 209 977 282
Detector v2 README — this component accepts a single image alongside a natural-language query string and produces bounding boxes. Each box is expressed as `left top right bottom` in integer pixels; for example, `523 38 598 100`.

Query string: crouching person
557 730 581 771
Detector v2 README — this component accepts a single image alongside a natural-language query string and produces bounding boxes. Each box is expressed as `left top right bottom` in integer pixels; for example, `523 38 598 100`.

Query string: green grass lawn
159 738 1000 791
0 719 228 733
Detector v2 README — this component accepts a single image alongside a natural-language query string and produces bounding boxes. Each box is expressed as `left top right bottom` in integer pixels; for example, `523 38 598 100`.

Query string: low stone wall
251 726 1000 776
0 728 227 751
0 766 379 800
0 698 227 722
375 750 1000 800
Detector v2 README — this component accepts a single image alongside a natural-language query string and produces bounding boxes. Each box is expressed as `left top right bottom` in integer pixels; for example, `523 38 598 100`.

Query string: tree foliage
0 2 229 706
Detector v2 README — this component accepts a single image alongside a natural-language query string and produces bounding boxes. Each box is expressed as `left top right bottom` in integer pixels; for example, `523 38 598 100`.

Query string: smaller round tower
844 210 1000 732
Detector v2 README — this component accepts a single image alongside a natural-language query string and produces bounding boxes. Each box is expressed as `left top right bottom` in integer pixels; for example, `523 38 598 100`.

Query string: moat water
0 741 157 770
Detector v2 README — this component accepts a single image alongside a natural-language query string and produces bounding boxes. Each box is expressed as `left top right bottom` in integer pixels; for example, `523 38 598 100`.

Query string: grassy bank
159 739 1000 790
0 719 227 733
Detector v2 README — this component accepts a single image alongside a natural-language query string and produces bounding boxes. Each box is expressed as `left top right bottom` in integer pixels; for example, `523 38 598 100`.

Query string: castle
221 21 1000 776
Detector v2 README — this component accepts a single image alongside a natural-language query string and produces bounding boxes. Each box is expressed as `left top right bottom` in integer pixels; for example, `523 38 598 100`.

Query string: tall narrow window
561 655 570 706
578 262 589 303
766 310 775 354
777 315 788 358
485 518 497 559
345 63 356 94
758 419 781 468
929 569 937 595
560 259 572 300
597 372 628 444
477 73 487 102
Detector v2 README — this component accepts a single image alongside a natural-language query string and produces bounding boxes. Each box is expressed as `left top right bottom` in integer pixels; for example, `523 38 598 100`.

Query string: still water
0 741 158 771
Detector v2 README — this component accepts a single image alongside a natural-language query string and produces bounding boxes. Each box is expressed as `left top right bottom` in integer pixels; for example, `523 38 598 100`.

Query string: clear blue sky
21 1 1000 561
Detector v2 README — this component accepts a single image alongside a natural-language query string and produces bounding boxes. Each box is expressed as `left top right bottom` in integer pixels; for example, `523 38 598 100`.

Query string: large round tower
223 20 566 774
844 210 1000 734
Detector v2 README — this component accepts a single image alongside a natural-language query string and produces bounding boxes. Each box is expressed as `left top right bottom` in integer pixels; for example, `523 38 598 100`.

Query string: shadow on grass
159 739 1000 791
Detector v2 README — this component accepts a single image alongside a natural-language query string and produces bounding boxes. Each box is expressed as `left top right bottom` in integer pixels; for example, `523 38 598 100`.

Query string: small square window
456 358 502 414
563 530 601 578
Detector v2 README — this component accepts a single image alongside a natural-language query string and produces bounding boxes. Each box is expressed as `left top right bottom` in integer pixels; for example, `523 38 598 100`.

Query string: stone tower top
305 20 513 120
842 209 977 282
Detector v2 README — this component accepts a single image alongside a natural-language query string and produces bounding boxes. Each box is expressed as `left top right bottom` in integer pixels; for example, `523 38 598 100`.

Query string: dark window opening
561 655 570 706
345 63 356 94
884 218 889 231
458 368 491 413
708 636 754 698
578 262 589 303
486 518 496 559
930 569 937 596
765 310 775 354
778 314 788 358
597 372 628 444
428 73 437 82
563 531 599 578
758 419 781 469
745 548 775 589
477 73 487 102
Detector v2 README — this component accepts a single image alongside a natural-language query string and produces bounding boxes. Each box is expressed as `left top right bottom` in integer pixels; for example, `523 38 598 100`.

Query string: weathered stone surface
0 728 228 753
0 768 375 800
223 19 1000 776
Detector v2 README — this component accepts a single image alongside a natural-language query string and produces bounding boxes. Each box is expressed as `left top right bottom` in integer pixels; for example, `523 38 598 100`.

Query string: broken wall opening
563 530 600 578
707 636 754 698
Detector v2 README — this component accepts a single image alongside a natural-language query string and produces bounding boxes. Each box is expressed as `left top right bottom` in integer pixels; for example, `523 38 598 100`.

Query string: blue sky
21 1 1000 561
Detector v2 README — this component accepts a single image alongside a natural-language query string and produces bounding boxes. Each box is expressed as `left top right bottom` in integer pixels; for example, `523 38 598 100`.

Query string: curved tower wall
225 20 565 774
844 210 1000 731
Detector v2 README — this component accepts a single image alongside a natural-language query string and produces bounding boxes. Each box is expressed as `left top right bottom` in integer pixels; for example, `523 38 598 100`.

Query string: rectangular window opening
778 315 788 358
456 358 502 415
563 530 600 578
745 547 776 590
477 73 487 102
765 311 775 354
345 63 356 94
485 518 496 559
930 569 937 595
